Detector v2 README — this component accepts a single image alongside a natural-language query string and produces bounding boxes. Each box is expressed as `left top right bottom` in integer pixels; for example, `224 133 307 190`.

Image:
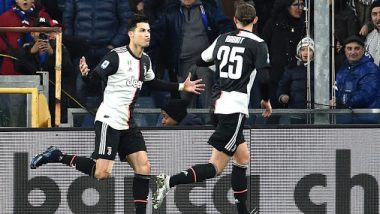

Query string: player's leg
153 158 220 209
153 113 243 209
232 142 250 214
30 121 118 180
119 127 150 214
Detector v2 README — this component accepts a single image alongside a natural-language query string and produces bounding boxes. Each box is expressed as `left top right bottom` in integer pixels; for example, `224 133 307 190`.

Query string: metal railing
65 107 380 127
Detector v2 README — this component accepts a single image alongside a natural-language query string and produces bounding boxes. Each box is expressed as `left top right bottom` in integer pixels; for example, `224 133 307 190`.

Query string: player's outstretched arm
182 72 205 94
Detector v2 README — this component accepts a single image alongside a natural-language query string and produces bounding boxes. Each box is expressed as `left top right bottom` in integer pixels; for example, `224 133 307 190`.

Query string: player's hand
260 99 272 118
79 56 90 76
183 72 205 94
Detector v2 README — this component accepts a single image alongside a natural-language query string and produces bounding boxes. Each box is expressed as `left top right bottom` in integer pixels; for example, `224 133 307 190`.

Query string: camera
39 33 48 40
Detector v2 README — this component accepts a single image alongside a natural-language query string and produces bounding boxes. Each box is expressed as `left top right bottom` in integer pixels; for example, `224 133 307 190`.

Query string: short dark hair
128 14 149 31
344 35 365 47
235 2 256 26
370 1 380 13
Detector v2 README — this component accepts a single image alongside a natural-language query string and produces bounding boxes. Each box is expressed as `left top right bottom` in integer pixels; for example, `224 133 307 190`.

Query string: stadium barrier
0 74 50 127
0 126 379 213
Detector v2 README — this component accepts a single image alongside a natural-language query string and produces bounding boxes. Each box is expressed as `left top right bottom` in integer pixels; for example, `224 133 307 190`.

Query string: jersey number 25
217 46 245 79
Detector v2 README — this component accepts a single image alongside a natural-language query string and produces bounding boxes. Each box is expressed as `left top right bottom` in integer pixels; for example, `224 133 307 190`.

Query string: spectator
0 0 52 75
334 0 361 70
0 0 52 127
261 0 306 111
62 0 132 112
277 37 315 123
365 1 380 66
14 17 75 125
335 35 380 123
161 99 203 126
149 0 234 108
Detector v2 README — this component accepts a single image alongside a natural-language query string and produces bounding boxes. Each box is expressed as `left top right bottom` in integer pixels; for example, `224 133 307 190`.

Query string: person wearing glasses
260 0 306 122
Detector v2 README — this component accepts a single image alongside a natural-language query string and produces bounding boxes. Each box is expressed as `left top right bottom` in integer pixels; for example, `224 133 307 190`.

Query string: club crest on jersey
143 65 147 74
101 60 110 69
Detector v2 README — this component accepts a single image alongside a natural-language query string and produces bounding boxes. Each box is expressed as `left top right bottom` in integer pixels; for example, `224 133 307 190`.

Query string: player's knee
212 163 224 176
234 151 250 165
94 170 111 180
145 161 151 174
136 160 151 175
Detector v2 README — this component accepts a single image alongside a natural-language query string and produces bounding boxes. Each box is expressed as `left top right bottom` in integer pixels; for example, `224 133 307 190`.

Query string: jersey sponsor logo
107 147 112 155
101 60 110 69
126 77 143 89
225 35 245 44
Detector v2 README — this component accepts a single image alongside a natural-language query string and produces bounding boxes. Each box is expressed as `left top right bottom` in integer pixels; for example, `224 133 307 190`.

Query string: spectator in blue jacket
335 35 380 123
149 0 234 109
62 0 132 112
0 0 14 15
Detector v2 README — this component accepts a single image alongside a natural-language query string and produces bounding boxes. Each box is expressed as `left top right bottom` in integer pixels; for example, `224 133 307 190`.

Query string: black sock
232 163 248 214
170 163 216 188
61 155 96 178
60 154 76 166
133 173 150 214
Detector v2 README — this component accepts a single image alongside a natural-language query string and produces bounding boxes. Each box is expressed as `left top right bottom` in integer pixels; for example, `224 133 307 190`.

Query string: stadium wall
0 127 379 213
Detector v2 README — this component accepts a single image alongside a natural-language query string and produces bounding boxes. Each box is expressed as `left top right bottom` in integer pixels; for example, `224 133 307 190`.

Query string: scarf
12 5 34 47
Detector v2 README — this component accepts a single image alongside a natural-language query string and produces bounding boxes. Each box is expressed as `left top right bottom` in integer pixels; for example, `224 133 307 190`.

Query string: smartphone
39 33 48 40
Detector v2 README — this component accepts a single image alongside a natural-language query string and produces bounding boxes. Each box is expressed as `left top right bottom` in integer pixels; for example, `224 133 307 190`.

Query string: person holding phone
14 16 75 125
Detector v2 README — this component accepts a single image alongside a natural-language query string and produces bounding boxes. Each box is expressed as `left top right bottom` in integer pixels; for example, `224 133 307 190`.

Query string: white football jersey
94 46 155 130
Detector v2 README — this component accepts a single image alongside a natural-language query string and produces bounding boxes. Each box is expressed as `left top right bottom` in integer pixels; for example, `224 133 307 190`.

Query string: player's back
212 29 267 94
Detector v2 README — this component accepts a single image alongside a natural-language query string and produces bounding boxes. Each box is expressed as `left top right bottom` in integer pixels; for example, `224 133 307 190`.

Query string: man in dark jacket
161 99 203 126
335 35 380 123
149 0 234 109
